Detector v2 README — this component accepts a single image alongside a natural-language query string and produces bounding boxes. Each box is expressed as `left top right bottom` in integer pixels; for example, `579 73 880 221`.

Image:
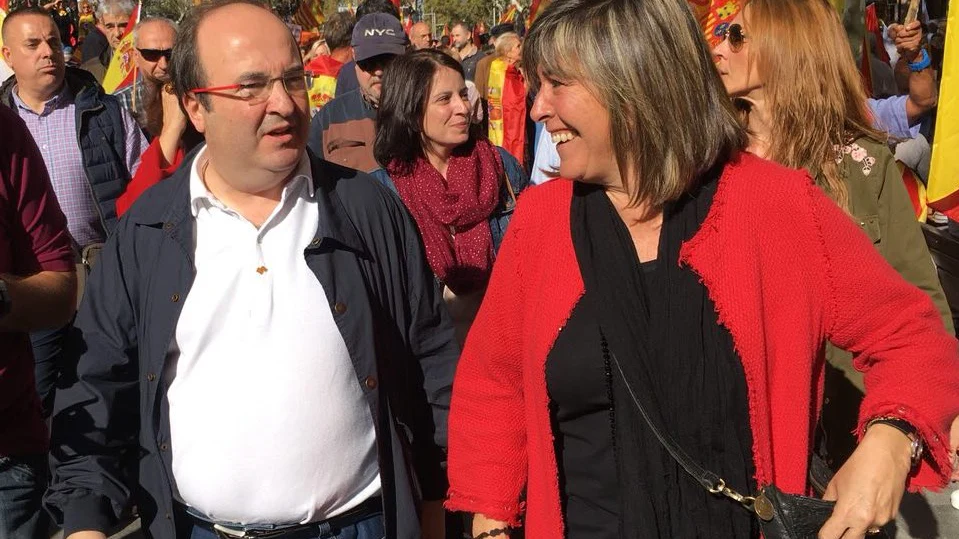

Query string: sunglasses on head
721 23 748 52
138 48 172 62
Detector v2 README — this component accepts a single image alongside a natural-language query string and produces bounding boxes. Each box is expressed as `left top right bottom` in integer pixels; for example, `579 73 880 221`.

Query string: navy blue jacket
370 146 530 253
45 151 459 539
0 67 132 236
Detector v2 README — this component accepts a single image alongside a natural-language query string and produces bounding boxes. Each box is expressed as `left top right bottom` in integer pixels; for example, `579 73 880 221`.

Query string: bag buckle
707 478 770 519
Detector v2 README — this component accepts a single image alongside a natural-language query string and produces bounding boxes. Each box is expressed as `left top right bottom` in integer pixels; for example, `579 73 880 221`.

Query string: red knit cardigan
445 152 959 537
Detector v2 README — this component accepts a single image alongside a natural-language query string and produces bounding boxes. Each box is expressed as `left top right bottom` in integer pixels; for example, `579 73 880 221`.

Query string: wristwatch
867 416 924 468
0 278 10 319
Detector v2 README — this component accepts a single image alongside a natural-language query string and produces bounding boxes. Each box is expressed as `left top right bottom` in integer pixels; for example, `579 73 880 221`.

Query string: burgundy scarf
387 138 503 295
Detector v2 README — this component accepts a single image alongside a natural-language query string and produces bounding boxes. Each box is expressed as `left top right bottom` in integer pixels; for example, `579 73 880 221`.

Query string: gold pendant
256 266 268 275
753 491 775 521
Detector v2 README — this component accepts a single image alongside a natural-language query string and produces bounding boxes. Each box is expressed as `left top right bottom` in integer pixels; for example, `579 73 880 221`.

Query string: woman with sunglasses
445 1 959 538
372 49 529 346
712 0 953 475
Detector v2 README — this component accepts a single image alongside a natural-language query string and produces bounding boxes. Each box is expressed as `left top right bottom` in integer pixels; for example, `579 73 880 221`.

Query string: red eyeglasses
191 72 312 105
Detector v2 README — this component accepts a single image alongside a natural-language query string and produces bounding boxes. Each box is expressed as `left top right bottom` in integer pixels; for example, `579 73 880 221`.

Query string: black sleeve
44 219 140 535
393 193 460 501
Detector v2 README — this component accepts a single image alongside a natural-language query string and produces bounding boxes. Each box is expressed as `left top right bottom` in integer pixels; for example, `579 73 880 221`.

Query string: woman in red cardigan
445 1 959 538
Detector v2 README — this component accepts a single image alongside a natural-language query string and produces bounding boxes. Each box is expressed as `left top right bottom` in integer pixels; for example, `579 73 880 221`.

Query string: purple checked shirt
13 84 146 248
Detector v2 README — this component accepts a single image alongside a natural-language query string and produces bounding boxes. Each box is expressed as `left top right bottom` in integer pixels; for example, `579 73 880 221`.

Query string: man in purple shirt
1 6 146 417
0 103 76 539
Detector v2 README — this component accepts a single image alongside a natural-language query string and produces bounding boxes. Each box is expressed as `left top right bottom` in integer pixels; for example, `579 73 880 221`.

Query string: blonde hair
523 0 746 209
495 32 521 58
742 0 886 209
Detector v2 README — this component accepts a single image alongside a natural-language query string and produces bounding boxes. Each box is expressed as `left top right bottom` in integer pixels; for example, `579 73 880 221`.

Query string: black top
547 295 619 538
546 182 758 538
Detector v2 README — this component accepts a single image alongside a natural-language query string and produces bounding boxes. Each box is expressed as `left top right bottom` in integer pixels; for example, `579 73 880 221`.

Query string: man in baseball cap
308 13 408 172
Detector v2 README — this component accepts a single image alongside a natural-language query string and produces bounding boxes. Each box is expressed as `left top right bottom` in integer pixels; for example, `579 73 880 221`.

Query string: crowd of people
0 0 957 539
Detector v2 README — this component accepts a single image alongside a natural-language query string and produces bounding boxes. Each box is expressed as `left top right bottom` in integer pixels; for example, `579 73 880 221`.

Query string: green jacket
821 136 953 467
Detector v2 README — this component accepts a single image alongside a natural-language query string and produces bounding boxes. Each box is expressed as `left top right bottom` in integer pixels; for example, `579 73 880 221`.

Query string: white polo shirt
165 148 381 525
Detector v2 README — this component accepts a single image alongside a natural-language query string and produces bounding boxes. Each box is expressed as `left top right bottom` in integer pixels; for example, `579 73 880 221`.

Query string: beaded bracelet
473 527 511 539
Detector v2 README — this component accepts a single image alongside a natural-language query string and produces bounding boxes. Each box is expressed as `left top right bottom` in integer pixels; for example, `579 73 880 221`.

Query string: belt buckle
213 524 289 539
213 524 249 539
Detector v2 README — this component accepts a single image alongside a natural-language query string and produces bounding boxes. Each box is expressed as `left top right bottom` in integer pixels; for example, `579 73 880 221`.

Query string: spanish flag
306 55 342 112
928 0 959 219
101 1 140 94
486 57 526 165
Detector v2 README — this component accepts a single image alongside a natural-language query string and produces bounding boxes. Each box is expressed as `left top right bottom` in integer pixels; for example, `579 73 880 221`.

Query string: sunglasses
138 48 172 62
721 23 748 52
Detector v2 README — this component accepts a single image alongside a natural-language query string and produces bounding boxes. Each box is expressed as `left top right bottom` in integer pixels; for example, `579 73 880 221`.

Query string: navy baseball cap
352 13 408 62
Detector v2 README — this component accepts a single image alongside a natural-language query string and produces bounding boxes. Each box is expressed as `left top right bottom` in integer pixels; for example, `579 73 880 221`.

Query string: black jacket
45 150 459 539
0 67 133 237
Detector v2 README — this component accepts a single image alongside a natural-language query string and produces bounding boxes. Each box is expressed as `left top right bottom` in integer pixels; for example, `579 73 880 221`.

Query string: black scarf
570 171 757 539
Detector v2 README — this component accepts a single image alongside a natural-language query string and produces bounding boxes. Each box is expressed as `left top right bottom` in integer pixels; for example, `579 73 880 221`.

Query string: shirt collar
188 146 315 218
12 82 72 115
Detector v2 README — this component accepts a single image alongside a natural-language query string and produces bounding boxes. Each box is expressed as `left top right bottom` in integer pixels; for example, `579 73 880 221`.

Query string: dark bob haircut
374 49 477 172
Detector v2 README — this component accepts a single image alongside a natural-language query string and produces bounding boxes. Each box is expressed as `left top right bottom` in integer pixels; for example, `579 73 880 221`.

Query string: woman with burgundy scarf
372 49 529 346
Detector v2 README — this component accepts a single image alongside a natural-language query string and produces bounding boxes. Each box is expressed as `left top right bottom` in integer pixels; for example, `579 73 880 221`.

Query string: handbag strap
605 337 760 512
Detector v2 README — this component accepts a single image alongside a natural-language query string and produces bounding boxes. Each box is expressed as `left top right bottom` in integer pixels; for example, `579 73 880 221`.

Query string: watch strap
866 416 924 468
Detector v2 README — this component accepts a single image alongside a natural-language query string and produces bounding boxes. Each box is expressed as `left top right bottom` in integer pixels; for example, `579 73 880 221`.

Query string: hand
67 532 107 539
818 424 912 539
160 84 188 138
889 21 923 62
420 500 445 539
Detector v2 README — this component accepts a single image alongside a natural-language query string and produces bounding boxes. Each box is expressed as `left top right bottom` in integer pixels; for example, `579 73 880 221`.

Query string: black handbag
607 350 888 539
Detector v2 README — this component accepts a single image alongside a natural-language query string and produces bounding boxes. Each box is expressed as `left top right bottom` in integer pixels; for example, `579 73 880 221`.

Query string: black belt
184 496 382 539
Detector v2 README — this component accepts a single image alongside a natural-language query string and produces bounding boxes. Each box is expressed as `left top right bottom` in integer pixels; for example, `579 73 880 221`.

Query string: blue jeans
0 454 49 539
186 512 385 539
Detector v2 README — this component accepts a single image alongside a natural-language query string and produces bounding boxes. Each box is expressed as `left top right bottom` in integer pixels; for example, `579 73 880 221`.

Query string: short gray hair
95 0 135 21
133 17 177 47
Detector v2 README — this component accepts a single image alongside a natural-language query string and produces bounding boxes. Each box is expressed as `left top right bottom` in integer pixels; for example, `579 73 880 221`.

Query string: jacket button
334 302 347 314
147 373 157 382
171 293 180 302
364 376 377 390
160 443 169 451
163 222 174 230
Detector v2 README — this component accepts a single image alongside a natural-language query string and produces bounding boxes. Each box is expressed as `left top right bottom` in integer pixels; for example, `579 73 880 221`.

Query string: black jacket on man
44 150 459 539
0 67 133 237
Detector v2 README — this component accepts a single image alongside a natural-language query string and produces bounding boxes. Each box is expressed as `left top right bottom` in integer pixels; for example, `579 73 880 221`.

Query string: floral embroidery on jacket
835 142 877 176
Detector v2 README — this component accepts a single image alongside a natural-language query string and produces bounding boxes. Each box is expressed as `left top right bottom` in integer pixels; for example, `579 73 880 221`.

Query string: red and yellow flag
486 58 526 165
900 162 929 221
294 0 325 32
688 0 741 49
305 55 342 112
928 0 959 220
526 0 551 28
102 1 140 94
499 5 518 25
